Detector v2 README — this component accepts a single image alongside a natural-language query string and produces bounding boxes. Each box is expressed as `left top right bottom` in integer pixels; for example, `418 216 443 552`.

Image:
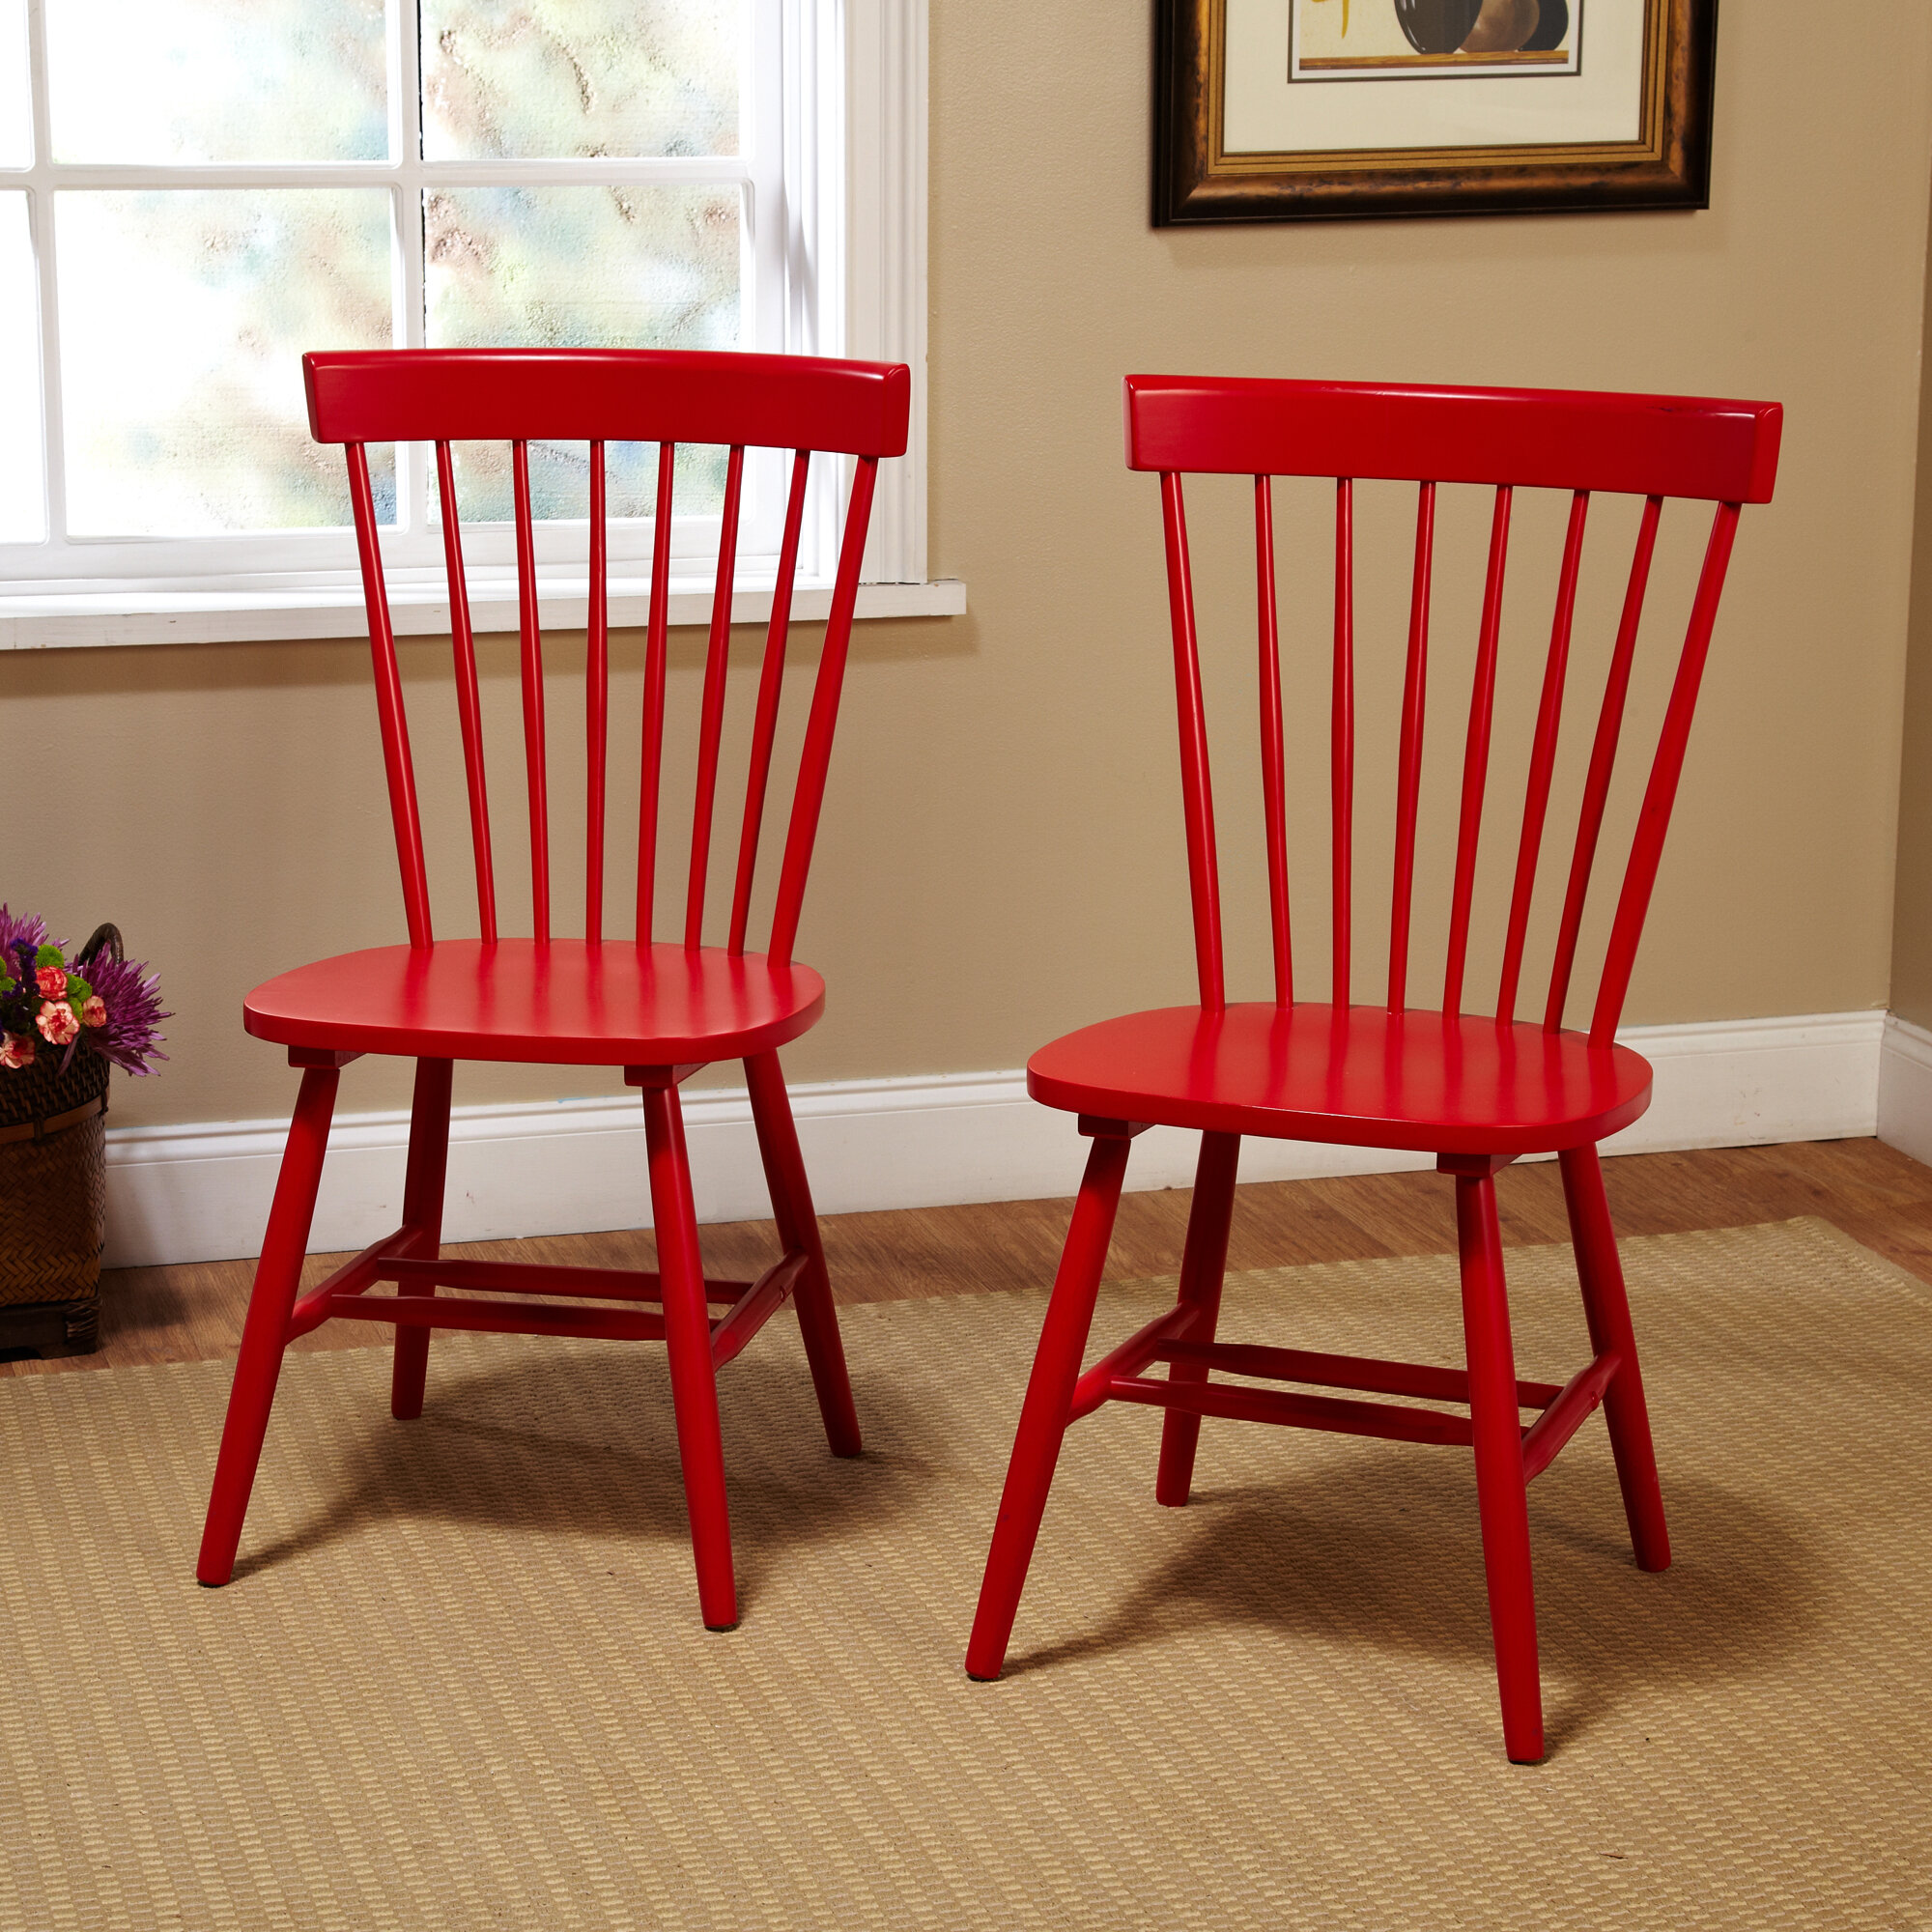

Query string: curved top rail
305 348 912 460
1125 376 1781 504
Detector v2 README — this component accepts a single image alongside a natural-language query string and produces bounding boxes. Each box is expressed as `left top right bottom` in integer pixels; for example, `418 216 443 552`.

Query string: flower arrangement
0 905 168 1078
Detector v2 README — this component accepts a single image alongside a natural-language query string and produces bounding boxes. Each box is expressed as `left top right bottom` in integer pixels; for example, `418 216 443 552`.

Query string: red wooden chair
966 377 1781 1761
197 348 910 1632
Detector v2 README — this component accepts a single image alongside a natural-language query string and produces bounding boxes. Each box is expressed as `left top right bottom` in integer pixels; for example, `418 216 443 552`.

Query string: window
0 0 948 646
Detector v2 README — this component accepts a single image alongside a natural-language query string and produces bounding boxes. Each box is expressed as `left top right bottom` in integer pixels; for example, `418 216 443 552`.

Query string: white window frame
0 0 957 649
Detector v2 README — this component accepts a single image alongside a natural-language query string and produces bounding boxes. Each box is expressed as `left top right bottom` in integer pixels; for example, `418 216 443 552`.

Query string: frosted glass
47 0 386 163
0 0 29 168
422 0 737 160
0 194 45 542
58 190 395 535
426 184 739 522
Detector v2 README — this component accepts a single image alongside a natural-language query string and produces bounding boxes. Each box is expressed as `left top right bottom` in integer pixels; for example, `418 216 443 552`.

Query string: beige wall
1891 158 1932 1032
7 0 1932 1134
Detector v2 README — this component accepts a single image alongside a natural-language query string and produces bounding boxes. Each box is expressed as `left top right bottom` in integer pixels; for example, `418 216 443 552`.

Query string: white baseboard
1879 1013 1932 1167
100 1010 1888 1269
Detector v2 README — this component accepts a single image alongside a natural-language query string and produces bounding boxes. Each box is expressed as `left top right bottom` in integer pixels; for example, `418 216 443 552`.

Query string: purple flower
80 947 171 1076
0 904 50 961
0 906 49 1037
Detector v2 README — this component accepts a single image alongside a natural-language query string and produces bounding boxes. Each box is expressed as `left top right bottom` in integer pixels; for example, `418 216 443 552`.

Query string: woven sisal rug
2 1217 1928 1928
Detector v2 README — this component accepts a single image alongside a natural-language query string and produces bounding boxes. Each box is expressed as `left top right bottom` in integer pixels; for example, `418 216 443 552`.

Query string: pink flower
35 965 66 999
0 1033 35 1069
83 996 107 1028
36 1001 79 1046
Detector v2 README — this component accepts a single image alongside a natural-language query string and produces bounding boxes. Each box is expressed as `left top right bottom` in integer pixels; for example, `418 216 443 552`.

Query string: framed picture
1154 0 1718 224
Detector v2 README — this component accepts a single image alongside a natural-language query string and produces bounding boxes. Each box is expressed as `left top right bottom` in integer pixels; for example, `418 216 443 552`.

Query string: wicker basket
0 923 120 1355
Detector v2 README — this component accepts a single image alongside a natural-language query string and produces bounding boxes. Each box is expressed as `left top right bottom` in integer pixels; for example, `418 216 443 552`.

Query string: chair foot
1455 1167 1545 1765
966 1131 1131 1681
1154 1131 1240 1507
793 1267 863 1459
197 1066 340 1588
1559 1145 1671 1572
390 1332 431 1422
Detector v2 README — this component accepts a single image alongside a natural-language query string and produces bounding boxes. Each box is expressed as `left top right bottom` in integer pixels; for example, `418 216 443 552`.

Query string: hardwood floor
9 1135 1932 1380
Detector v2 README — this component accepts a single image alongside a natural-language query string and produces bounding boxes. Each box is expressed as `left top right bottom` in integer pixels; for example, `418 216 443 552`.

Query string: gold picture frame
1154 0 1717 224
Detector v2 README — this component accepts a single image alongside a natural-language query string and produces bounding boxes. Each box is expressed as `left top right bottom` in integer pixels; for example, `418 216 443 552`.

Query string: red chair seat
1027 1003 1652 1155
243 941 826 1066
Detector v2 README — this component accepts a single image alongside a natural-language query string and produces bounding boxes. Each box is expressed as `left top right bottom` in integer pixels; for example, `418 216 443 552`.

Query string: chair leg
745 1050 861 1458
1559 1144 1670 1573
197 1065 341 1586
966 1129 1132 1682
641 1082 738 1632
1154 1130 1241 1507
1454 1168 1544 1764
390 1057 454 1422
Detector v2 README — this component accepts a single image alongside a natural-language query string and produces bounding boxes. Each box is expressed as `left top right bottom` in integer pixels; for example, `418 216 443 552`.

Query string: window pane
0 193 45 541
427 185 740 351
47 0 386 163
0 0 29 168
421 0 738 160
58 190 395 535
425 184 738 521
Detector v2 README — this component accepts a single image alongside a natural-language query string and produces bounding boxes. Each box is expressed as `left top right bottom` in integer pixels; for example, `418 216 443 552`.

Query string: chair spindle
1443 485 1515 1015
435 440 497 945
1388 480 1436 1013
1158 470 1225 1010
510 440 552 942
585 440 609 943
1332 478 1355 1009
346 441 433 949
1590 500 1744 1045
636 440 678 944
1544 495 1662 1031
767 456 883 970
686 445 748 948
1254 476 1293 1006
728 448 812 956
1496 490 1590 1026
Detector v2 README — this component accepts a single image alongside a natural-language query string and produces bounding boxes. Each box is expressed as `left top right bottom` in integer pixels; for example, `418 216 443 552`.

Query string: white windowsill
0 576 968 651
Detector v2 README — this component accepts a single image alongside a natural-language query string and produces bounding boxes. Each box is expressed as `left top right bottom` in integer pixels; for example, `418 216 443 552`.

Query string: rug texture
2 1216 1928 1929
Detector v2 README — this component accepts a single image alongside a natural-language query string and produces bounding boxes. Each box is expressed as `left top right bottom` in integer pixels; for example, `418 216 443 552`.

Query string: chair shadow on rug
221 1346 931 1617
994 1454 1822 1754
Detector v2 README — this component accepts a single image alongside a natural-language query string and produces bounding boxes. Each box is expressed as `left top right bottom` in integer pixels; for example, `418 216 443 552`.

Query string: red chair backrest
306 347 911 963
1125 376 1782 1043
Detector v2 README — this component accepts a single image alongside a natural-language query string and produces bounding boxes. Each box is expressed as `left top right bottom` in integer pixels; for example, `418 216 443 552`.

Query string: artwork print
1293 1 1580 81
